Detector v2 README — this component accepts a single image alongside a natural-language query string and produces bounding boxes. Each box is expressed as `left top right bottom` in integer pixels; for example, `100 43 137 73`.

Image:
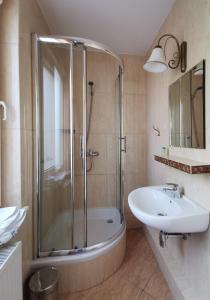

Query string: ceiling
37 0 175 55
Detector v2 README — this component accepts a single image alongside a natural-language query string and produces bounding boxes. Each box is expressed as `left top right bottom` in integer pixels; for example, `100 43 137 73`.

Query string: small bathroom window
42 65 64 171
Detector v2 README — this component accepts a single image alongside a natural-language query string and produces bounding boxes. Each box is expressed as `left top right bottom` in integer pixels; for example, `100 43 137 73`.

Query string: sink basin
128 186 209 233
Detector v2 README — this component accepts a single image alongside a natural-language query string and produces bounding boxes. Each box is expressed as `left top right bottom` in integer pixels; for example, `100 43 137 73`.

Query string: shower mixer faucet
87 149 99 157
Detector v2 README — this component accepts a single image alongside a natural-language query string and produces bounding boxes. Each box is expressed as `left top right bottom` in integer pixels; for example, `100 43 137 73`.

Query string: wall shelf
154 155 210 174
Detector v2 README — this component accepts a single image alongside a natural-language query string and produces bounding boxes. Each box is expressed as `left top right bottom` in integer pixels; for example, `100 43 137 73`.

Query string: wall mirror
169 60 205 148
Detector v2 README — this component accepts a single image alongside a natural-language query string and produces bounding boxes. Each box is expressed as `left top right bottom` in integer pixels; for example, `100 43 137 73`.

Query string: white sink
128 186 209 233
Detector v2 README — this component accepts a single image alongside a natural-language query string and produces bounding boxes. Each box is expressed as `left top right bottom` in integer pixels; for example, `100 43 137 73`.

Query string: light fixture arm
157 34 181 70
143 33 187 73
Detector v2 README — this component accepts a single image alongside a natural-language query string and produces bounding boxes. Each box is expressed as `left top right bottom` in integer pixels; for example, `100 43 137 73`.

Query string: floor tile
81 283 105 299
84 281 140 300
81 272 141 300
138 291 155 300
59 229 173 300
144 270 174 300
118 229 158 289
59 292 87 300
102 275 141 300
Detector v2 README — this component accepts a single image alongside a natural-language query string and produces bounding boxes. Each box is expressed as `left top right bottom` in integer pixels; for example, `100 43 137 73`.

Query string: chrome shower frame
33 34 125 258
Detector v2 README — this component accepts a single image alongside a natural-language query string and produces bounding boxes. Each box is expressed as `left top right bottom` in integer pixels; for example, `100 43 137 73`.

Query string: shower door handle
80 135 83 158
0 100 7 120
120 136 127 152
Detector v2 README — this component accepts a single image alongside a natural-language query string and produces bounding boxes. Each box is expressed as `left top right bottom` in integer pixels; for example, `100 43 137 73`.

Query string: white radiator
0 242 23 300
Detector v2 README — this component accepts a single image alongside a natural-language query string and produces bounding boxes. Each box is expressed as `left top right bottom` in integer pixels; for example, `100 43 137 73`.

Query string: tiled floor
60 229 174 300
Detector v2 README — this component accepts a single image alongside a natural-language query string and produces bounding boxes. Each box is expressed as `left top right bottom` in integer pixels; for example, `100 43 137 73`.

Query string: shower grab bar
0 100 7 120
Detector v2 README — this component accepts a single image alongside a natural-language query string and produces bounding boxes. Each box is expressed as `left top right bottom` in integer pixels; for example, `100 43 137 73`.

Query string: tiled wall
0 0 50 279
0 0 21 207
18 0 50 278
146 0 210 299
121 55 147 227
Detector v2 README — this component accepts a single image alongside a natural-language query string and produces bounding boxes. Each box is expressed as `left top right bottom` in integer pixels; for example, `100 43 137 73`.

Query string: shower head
88 81 94 86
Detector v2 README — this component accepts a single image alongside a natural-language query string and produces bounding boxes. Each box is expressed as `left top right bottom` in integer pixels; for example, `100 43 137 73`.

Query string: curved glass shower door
72 45 86 249
36 39 75 254
86 48 123 246
34 35 124 257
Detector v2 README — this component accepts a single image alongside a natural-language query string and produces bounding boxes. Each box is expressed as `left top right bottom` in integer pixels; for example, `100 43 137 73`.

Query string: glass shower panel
38 42 72 253
35 35 124 257
115 68 123 220
73 45 86 249
86 49 122 246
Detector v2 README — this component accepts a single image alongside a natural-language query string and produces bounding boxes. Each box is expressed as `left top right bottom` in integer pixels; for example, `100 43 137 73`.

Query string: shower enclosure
33 35 125 257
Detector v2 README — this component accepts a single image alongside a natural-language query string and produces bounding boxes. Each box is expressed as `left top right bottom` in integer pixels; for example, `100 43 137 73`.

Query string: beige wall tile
121 55 146 95
18 0 50 279
124 134 145 174
87 52 119 95
106 174 117 207
19 0 50 37
74 95 83 134
121 54 146 227
0 43 20 129
106 134 117 174
125 213 142 229
124 172 146 215
0 0 19 44
87 174 107 207
123 94 146 135
19 35 33 131
1 128 21 206
89 92 116 135
0 0 50 281
20 129 33 206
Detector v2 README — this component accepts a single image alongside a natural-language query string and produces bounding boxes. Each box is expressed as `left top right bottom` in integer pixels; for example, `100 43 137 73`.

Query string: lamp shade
143 46 167 73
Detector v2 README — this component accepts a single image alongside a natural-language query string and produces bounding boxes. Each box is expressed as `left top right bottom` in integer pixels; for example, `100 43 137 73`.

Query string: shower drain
157 212 167 216
107 219 114 223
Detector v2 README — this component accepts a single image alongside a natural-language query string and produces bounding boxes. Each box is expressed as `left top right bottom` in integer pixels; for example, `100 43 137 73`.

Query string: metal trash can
29 266 59 300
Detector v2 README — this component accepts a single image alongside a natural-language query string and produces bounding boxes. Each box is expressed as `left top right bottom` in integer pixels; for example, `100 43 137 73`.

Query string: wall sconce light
143 34 187 73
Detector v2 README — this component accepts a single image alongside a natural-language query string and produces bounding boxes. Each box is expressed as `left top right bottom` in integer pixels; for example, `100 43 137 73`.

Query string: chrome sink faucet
163 183 184 198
